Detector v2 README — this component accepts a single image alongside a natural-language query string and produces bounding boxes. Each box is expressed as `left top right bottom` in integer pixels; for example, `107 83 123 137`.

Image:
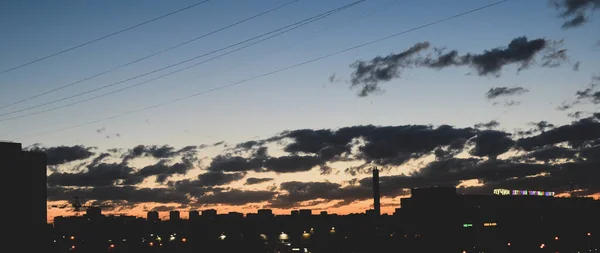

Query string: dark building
397 187 600 252
1 142 47 249
373 168 380 216
258 209 273 219
85 206 102 220
299 209 312 217
147 211 159 222
202 209 217 218
189 210 200 220
170 210 180 220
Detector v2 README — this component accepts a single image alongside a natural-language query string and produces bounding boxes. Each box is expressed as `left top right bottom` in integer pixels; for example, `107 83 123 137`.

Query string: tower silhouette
373 167 380 216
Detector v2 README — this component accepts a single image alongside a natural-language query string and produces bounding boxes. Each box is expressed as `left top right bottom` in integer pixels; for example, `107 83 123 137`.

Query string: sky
0 0 598 222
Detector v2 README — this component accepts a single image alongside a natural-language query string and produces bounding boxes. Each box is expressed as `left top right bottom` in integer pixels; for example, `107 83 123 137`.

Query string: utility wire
0 0 363 122
12 0 509 140
191 0 407 82
0 0 299 110
0 0 364 118
0 0 212 77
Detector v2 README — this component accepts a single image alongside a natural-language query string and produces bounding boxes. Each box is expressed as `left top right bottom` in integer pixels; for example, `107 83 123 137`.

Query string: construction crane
51 196 112 216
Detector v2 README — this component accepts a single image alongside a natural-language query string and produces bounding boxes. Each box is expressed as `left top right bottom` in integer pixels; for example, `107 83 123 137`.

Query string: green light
463 223 473 227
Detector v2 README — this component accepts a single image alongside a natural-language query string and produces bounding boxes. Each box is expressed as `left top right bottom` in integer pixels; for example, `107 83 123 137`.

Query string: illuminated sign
493 189 554 197
483 222 497 227
463 223 473 227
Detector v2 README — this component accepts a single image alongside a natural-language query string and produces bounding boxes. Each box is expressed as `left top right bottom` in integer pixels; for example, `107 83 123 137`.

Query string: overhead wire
190 0 408 82
11 0 510 140
0 0 300 110
0 0 364 119
0 0 212 77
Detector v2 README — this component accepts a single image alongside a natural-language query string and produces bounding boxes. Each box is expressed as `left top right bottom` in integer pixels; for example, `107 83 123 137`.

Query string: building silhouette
1 142 47 250
373 167 380 216
170 210 181 220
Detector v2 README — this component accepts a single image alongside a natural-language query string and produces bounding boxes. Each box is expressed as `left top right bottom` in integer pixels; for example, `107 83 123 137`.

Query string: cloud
349 42 431 96
271 181 376 208
122 145 198 163
47 116 600 211
48 185 189 204
26 145 95 166
350 37 569 96
551 0 599 28
485 87 529 99
196 171 246 186
48 162 136 187
195 189 276 206
130 161 193 184
474 120 500 129
469 130 515 159
245 177 274 185
518 116 600 150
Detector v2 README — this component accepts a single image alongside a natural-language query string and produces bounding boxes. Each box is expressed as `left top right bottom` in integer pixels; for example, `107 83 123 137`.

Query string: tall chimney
373 167 380 216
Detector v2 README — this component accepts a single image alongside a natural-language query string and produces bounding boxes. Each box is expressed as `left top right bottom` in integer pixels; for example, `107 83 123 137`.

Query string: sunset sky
0 0 598 222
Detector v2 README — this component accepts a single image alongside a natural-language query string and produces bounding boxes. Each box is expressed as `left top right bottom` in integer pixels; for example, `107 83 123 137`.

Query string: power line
0 0 365 119
0 0 212 77
0 0 300 111
0 0 364 122
11 0 509 140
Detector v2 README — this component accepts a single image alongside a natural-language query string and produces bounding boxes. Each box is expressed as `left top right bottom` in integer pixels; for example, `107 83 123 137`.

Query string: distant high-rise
258 209 274 218
86 206 102 220
299 209 312 217
169 210 180 220
202 209 217 218
1 142 47 249
147 211 159 221
189 210 200 220
373 167 380 216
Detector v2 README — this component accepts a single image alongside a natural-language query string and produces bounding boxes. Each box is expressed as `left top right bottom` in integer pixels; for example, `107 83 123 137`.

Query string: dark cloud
264 155 324 173
245 177 274 185
469 131 515 159
529 121 556 132
264 125 476 168
474 120 500 129
519 146 577 162
132 161 193 184
26 145 95 166
197 171 246 186
48 185 189 204
48 162 135 187
206 155 263 172
485 87 529 99
350 37 568 96
271 181 383 208
552 0 599 28
349 42 430 96
195 190 275 206
122 145 197 162
568 111 587 119
517 116 600 150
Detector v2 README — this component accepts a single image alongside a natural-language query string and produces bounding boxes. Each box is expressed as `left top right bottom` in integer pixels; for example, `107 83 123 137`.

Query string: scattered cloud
46 116 600 212
551 0 599 28
245 177 274 185
485 87 529 99
350 37 570 96
26 145 95 166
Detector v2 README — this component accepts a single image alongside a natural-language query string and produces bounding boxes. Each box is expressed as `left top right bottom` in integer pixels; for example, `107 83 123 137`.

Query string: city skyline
0 0 598 222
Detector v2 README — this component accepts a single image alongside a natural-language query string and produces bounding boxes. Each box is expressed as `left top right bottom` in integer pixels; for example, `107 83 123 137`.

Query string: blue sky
0 0 598 149
2 0 600 219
